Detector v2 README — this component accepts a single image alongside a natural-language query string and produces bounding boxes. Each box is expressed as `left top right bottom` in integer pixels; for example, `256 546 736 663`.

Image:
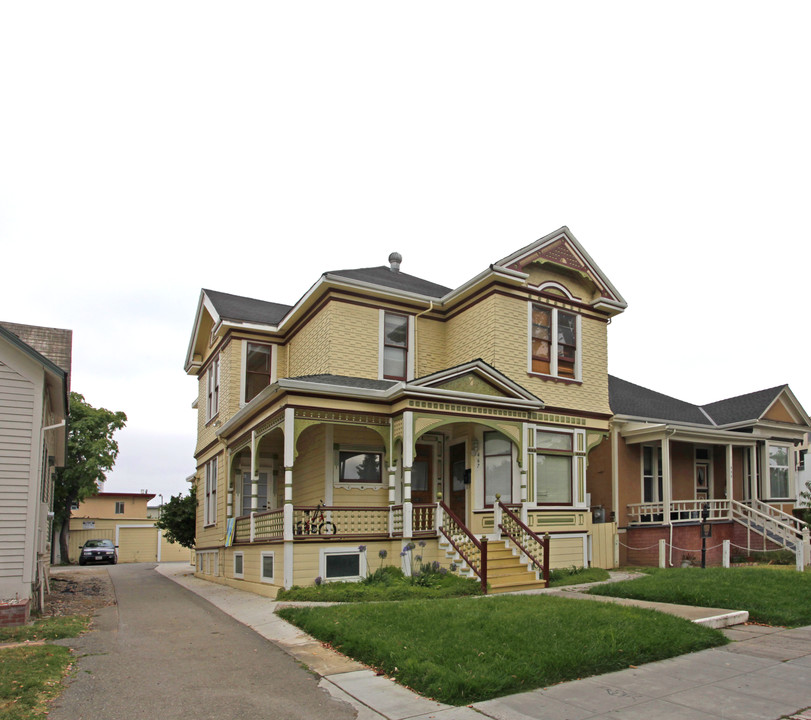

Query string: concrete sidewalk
156 563 811 720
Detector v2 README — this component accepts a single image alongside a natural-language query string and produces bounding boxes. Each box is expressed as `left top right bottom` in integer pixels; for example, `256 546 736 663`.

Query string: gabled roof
324 266 451 299
701 386 788 426
203 289 292 325
610 375 810 429
0 321 72 385
609 376 713 426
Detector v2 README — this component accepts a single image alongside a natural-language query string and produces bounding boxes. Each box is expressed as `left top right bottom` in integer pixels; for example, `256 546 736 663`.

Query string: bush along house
185 227 629 595
587 376 811 567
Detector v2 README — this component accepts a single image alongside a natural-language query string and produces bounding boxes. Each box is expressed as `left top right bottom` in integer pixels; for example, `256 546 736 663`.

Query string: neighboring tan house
69 492 190 563
185 227 627 596
587 377 811 566
0 322 71 620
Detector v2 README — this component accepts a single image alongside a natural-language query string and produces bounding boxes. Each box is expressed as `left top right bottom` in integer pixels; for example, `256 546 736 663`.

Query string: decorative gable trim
762 388 811 427
407 360 543 407
494 227 627 313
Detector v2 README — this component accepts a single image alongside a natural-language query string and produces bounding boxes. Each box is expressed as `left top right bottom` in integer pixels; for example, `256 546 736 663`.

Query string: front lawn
0 615 90 719
589 567 811 627
277 594 726 705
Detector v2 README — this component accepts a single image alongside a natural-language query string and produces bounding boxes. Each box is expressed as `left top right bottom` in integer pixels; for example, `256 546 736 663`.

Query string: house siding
328 303 379 379
288 304 332 377
0 361 35 597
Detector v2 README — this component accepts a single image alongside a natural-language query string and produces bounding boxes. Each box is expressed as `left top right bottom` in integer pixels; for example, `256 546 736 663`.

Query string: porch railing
438 500 487 593
413 504 436 535
293 505 390 538
627 499 730 525
233 508 284 543
497 501 550 583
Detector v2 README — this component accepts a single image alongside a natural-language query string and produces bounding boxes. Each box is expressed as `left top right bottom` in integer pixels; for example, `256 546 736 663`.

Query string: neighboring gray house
0 322 71 615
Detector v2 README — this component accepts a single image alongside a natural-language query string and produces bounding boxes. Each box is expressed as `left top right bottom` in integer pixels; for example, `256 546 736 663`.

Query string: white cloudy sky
2 2 809 500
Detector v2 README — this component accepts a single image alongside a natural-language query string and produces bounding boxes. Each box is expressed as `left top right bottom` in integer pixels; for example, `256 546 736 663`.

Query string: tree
155 485 197 549
53 392 127 563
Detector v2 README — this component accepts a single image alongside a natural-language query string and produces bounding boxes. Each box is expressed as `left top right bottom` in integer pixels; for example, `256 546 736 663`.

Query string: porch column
249 430 259 512
662 436 672 521
283 408 295 589
520 423 529 504
749 444 758 501
225 448 233 518
726 444 733 518
402 411 413 539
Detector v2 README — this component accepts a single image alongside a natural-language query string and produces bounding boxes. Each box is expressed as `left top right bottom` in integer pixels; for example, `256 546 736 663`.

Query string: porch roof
619 421 758 446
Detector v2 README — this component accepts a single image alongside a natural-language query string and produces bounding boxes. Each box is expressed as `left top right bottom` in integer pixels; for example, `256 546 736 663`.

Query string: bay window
535 430 573 504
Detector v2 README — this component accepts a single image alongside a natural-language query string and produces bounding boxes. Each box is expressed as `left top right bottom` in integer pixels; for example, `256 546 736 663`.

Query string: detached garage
68 492 190 564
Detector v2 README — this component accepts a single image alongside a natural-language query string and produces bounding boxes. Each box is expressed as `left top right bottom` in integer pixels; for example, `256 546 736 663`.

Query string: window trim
379 310 414 381
260 551 275 583
206 354 220 421
483 430 513 507
767 442 792 500
233 551 244 579
334 445 385 488
530 425 588 509
527 303 582 381
114 501 125 515
319 546 367 582
242 341 275 405
641 444 663 504
204 457 218 527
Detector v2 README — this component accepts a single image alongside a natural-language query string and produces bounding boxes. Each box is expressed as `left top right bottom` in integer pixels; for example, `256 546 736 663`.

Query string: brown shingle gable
0 321 73 389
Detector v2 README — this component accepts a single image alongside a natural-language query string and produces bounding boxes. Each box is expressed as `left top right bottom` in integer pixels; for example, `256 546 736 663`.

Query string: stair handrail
730 500 802 548
438 500 487 593
497 501 551 584
751 498 808 533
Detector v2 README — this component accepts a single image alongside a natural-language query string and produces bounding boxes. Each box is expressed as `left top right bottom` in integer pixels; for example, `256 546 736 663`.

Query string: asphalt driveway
49 563 357 720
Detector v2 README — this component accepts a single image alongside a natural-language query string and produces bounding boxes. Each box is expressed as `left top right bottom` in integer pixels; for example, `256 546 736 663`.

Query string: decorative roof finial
388 252 402 272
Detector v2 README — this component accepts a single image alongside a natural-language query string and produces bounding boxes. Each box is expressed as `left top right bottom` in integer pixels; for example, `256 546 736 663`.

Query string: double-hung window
642 445 663 503
114 501 125 515
206 354 220 420
244 342 272 403
768 444 791 499
535 430 573 505
529 304 580 380
382 311 409 380
204 458 218 526
484 431 512 506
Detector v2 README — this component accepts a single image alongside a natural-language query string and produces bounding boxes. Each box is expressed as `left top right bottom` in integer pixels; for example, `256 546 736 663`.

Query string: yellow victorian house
184 227 626 596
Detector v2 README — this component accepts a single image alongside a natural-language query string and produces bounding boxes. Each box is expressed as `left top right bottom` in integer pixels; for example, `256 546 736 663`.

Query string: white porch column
283 408 295 589
662 436 671 521
520 423 529 504
225 448 234 519
402 411 413 539
749 444 758 501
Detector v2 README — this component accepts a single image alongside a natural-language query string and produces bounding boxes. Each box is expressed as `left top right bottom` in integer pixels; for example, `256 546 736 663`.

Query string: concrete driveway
49 563 357 720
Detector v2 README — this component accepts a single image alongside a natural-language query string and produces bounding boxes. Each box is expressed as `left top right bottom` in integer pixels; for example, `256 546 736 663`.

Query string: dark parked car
79 539 118 565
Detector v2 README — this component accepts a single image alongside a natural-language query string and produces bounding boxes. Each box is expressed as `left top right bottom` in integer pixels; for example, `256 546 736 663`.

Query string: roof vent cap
388 252 402 272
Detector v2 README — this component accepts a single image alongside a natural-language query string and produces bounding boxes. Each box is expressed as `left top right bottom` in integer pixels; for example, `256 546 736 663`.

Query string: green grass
0 616 90 719
548 566 610 587
589 567 811 626
277 595 726 704
276 566 482 602
0 646 74 719
0 616 90 644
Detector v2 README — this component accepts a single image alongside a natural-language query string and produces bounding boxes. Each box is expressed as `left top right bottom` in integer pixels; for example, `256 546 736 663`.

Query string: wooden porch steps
486 542 547 594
